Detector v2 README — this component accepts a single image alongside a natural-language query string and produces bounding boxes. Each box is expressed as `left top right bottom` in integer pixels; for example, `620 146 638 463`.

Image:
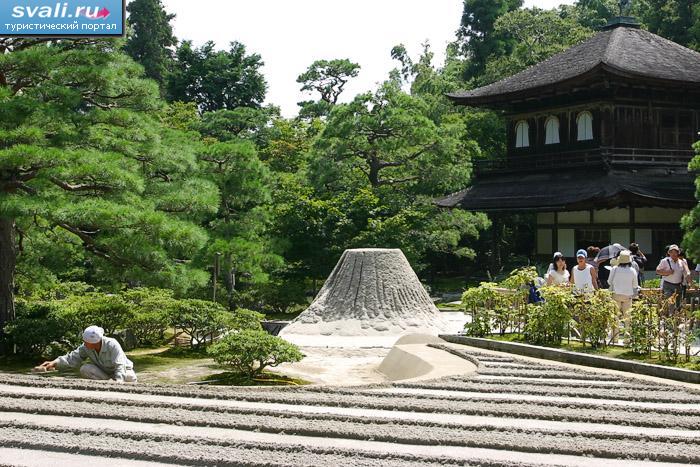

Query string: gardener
38 325 137 383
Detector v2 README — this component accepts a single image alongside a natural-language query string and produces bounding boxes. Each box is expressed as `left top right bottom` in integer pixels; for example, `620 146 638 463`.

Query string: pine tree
125 0 178 91
458 0 523 80
0 39 218 347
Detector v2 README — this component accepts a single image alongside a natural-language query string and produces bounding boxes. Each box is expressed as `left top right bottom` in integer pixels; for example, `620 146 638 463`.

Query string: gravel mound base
1 344 699 466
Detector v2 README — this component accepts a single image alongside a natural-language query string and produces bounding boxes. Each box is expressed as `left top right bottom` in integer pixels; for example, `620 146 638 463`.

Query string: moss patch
199 370 310 386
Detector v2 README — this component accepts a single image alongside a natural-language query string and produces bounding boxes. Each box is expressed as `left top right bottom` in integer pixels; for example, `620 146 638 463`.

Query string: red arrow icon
95 8 110 19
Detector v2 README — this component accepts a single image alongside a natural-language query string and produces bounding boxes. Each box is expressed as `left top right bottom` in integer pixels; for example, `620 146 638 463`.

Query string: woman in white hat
608 250 638 343
38 325 137 383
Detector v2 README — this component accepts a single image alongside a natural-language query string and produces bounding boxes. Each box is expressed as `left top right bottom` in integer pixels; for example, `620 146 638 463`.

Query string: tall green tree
561 0 619 29
306 80 489 271
197 124 282 309
479 8 594 85
636 0 700 51
296 59 360 118
168 41 267 112
457 0 523 80
124 0 177 91
0 39 218 341
681 141 700 259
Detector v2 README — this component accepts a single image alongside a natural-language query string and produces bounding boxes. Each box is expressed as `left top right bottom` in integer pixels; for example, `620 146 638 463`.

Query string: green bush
168 299 234 349
463 309 493 337
230 308 265 331
462 282 498 336
573 290 616 349
524 286 573 345
4 298 79 358
629 292 661 356
207 329 303 378
61 292 134 337
462 281 521 336
121 288 177 345
500 267 538 291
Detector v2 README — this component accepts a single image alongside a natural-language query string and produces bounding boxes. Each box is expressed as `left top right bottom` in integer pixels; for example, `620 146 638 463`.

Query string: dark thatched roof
448 24 700 106
435 169 695 212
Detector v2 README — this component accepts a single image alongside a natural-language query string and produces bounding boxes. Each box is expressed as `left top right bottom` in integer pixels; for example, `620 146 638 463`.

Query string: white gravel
1 344 699 466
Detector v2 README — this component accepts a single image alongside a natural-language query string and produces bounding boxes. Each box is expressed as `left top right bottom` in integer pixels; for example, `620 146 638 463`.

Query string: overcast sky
160 1 576 116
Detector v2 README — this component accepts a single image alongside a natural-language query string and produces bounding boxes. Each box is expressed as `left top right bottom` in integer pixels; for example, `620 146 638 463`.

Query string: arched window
545 116 560 145
515 120 529 148
576 111 593 141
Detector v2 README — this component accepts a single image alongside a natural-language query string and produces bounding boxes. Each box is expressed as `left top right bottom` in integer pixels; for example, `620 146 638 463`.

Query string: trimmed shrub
168 299 233 349
573 290 616 349
121 288 177 345
207 329 303 378
60 293 134 337
4 298 79 358
524 286 573 345
230 308 265 331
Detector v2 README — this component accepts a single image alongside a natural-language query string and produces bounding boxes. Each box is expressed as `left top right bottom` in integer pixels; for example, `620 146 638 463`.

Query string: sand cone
281 248 450 337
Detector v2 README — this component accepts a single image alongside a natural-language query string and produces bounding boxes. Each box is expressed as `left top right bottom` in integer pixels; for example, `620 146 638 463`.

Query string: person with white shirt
608 250 639 343
546 252 570 286
656 244 690 305
571 249 598 295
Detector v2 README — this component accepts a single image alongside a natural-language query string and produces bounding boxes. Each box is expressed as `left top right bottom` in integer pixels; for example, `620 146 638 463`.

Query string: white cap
82 325 104 344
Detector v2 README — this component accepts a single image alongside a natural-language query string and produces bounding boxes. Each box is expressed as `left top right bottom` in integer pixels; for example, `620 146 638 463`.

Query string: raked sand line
6 382 700 427
473 375 625 384
0 385 698 439
393 381 700 402
0 415 695 467
0 447 169 467
371 387 700 411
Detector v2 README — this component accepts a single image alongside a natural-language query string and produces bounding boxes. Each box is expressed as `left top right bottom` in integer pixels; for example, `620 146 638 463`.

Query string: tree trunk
0 216 17 353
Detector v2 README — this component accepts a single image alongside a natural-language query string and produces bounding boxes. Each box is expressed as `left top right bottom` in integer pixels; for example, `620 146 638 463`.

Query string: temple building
437 17 700 266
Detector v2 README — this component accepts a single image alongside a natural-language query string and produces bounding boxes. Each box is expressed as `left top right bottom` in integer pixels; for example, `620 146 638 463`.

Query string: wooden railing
474 147 695 175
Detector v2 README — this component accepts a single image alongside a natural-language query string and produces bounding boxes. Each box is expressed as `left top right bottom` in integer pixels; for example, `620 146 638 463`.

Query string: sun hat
82 325 104 344
617 250 632 264
668 244 680 252
576 249 587 258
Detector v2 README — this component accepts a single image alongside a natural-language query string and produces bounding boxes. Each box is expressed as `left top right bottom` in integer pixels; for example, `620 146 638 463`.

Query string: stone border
439 335 700 384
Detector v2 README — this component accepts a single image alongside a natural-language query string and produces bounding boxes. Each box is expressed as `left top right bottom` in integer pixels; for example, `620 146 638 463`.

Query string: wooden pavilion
437 17 700 265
